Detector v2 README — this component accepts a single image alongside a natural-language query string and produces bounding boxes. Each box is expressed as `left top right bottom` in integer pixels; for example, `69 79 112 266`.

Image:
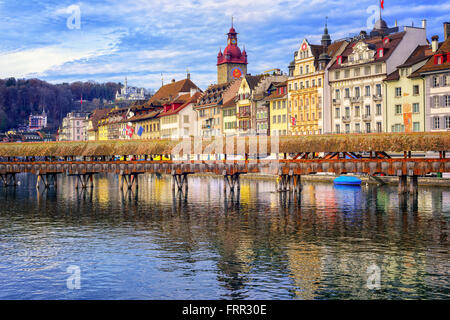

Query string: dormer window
378 48 384 58
435 54 444 65
337 56 343 65
383 37 390 45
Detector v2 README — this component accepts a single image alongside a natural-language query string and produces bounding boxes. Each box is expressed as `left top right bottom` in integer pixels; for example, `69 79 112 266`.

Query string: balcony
342 116 351 123
373 94 382 101
362 114 372 121
237 112 251 118
351 96 361 103
332 99 341 105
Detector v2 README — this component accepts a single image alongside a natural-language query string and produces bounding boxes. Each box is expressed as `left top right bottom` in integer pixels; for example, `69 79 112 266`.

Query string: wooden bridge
0 133 449 195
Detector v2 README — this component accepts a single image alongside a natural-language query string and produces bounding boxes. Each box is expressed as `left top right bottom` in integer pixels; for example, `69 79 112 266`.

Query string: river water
0 173 448 300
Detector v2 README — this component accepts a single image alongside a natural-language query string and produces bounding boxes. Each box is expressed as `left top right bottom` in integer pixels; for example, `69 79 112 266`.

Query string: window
272 116 276 123
433 96 440 108
377 122 382 133
365 86 371 97
395 87 402 97
184 115 189 123
413 85 420 95
312 79 316 87
335 107 340 119
337 56 342 65
345 88 350 98
355 87 360 98
335 71 340 80
445 116 450 129
365 105 371 116
336 124 340 133
318 79 322 87
277 101 281 109
364 66 371 75
433 76 439 87
355 123 361 133
376 104 382 115
345 70 350 78
376 84 382 96
282 100 286 108
433 117 440 129
345 124 350 133
413 122 420 132
335 89 340 100
300 67 303 74
445 95 450 107
366 123 371 133
413 103 420 113
354 68 360 76
278 115 281 123
354 106 360 117
375 64 382 73
345 107 350 117
282 115 286 123
306 65 309 74
294 83 298 90
306 81 309 88
289 84 292 91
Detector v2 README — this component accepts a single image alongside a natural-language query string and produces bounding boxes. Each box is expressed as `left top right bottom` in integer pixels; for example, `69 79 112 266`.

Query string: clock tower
217 22 248 84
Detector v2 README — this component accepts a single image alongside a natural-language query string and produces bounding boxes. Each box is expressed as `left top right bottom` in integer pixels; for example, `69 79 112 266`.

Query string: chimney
444 22 450 41
432 35 439 52
422 19 427 30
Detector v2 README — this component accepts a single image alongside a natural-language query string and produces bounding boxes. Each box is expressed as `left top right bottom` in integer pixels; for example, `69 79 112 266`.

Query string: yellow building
384 45 432 132
87 108 111 141
287 22 347 135
128 110 160 139
288 39 326 135
267 81 288 136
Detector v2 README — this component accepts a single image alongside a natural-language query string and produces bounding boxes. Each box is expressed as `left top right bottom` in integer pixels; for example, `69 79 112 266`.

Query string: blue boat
333 176 362 186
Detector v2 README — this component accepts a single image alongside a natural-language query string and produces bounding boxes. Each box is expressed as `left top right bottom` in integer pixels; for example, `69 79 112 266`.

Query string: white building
115 77 146 101
58 111 90 141
328 19 427 134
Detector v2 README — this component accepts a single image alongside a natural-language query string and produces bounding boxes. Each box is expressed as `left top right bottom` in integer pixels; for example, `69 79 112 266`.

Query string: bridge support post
409 175 418 195
72 174 95 189
223 172 241 193
120 174 140 190
0 173 17 187
398 175 408 194
36 173 58 189
172 172 189 194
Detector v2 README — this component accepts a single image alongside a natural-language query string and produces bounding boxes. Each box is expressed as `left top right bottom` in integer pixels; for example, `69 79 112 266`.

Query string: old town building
221 78 242 137
87 108 111 140
328 18 427 134
235 75 265 136
267 81 289 136
288 21 347 135
58 111 90 141
159 91 201 139
384 45 433 132
195 83 230 138
417 24 450 132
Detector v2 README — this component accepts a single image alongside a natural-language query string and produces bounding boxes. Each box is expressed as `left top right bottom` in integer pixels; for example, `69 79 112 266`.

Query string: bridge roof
0 133 448 157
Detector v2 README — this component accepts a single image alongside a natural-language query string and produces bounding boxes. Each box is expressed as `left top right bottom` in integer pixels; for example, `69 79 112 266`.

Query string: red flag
380 0 384 9
80 94 83 106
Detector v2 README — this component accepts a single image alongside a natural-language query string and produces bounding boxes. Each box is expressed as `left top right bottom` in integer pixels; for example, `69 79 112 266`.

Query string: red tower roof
217 25 248 66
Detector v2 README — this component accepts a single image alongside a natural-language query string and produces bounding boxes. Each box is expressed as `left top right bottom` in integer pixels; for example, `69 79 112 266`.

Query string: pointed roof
417 36 450 74
146 78 200 106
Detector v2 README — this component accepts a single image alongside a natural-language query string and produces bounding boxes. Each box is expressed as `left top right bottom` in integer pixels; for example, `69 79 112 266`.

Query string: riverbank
190 172 450 187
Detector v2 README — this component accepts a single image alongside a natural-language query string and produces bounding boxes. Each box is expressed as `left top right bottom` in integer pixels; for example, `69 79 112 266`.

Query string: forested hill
0 78 122 132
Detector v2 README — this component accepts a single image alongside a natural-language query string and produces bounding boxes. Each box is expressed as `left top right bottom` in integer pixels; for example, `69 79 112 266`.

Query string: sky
0 0 448 91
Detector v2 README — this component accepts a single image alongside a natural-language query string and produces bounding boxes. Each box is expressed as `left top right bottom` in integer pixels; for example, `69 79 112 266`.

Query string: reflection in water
0 173 448 300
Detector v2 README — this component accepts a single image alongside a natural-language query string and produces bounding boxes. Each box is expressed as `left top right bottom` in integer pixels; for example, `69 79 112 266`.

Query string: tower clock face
231 67 242 79
231 38 237 45
301 43 307 51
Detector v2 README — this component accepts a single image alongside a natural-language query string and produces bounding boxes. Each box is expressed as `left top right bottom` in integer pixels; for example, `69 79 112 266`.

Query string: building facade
267 81 288 136
115 77 146 101
417 27 450 132
384 45 432 132
58 111 90 141
328 19 427 134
